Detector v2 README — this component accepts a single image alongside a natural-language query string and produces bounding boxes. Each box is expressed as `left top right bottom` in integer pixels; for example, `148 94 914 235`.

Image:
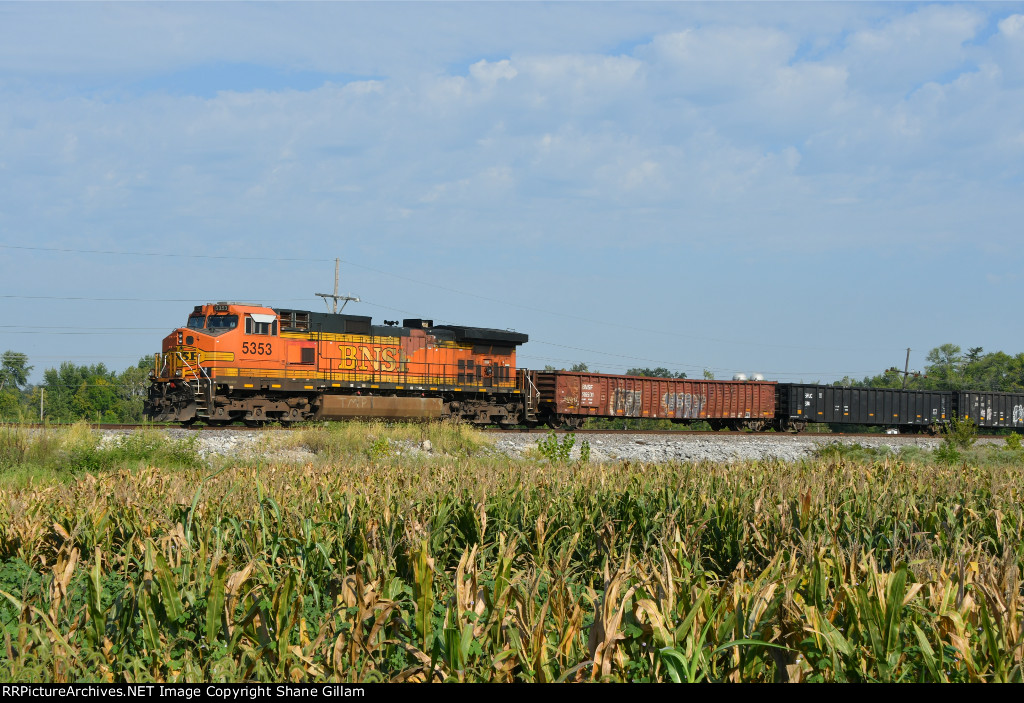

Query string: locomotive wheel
205 419 231 427
244 420 268 428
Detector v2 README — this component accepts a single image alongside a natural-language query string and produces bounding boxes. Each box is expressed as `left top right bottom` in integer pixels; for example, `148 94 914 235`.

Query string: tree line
837 344 1024 392
0 351 151 422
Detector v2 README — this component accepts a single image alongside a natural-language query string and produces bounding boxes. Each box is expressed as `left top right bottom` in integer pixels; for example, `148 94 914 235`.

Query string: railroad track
4 422 977 440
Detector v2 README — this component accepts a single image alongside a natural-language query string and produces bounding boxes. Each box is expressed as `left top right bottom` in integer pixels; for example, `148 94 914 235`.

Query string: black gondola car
777 384 953 432
955 391 1024 431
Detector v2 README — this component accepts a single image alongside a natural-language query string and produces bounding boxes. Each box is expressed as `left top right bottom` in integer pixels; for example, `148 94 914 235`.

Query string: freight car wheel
180 417 197 428
708 420 726 431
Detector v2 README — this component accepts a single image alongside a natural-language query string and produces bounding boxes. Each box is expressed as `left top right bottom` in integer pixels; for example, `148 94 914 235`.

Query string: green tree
0 351 33 420
0 351 32 392
0 387 22 419
925 343 964 389
42 362 119 422
115 357 152 422
962 350 1011 391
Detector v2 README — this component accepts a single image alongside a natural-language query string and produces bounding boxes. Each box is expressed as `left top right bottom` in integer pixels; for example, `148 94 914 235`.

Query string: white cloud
998 14 1024 38
840 5 985 92
469 59 517 84
1 3 1022 257
641 26 796 102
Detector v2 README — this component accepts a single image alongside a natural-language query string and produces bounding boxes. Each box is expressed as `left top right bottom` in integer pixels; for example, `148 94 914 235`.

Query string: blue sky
2 1 1023 384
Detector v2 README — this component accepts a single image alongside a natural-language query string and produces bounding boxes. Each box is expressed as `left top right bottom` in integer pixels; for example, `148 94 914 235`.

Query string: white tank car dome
750 373 765 381
732 373 748 381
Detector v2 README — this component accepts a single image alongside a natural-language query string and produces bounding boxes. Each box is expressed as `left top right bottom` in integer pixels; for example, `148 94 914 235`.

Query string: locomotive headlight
177 332 183 344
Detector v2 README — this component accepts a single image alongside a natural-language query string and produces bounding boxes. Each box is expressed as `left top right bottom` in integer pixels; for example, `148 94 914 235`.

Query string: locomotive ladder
189 379 210 419
521 371 541 422
176 352 212 420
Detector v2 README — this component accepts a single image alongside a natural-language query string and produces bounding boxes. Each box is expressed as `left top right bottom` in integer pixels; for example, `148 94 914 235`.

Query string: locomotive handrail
175 351 212 385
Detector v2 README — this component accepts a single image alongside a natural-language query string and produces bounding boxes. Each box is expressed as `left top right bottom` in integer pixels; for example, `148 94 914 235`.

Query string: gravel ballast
490 432 978 463
93 428 1002 464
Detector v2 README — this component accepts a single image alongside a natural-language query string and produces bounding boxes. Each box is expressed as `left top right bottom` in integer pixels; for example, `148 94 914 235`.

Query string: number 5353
242 341 272 355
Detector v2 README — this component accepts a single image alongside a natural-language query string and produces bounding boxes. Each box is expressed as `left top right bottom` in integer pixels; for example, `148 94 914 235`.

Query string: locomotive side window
245 314 278 336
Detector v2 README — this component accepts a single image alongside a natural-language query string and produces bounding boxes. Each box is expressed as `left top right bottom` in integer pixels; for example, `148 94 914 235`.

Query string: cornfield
0 422 1022 682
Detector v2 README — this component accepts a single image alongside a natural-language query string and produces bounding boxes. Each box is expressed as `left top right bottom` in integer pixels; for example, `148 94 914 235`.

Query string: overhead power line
0 294 315 303
0 243 327 263
0 327 166 333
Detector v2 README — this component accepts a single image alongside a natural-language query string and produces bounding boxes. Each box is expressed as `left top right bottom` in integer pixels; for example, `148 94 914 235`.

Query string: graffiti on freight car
610 388 643 416
1014 405 1024 424
661 392 707 419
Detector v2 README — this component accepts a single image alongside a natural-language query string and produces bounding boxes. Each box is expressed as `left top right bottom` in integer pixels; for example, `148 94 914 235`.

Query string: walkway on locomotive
153 303 527 390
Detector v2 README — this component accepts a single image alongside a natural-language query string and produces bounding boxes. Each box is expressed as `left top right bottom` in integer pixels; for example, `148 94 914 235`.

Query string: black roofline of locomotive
270 307 528 346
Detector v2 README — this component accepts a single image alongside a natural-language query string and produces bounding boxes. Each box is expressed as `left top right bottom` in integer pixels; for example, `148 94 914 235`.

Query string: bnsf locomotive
145 302 531 427
146 301 1024 433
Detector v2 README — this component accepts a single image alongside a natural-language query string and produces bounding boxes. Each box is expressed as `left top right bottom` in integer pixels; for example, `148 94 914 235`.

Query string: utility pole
887 348 917 388
40 387 44 422
316 258 360 314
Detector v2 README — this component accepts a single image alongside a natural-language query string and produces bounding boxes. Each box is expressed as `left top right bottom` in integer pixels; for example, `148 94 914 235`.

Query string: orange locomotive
145 302 530 426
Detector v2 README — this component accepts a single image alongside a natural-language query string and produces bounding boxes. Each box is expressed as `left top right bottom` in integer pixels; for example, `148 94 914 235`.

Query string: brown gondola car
528 371 776 430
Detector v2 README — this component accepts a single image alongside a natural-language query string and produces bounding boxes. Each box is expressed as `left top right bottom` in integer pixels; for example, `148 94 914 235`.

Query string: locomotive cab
147 302 281 423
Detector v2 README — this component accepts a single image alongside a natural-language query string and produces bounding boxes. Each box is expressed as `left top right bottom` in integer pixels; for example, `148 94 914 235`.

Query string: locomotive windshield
187 315 206 329
205 314 238 335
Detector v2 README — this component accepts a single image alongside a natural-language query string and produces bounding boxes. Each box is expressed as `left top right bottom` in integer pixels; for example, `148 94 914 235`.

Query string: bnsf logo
338 345 401 372
176 347 201 363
